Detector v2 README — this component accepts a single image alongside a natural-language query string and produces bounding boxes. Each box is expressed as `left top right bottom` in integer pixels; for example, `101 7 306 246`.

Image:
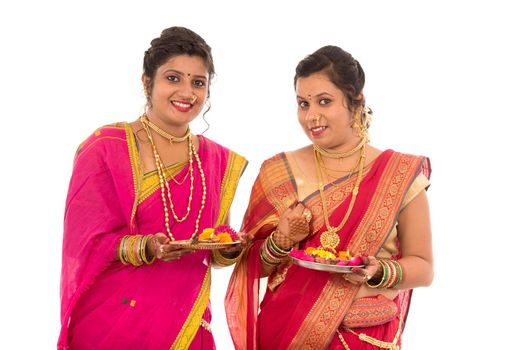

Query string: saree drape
225 150 430 350
59 123 247 350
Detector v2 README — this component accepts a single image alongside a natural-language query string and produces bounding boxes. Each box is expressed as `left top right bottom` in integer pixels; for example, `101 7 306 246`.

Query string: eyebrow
296 92 333 99
164 69 208 80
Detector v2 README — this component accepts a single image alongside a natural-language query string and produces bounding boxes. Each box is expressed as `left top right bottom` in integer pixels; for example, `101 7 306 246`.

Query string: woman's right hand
146 233 194 262
274 202 312 250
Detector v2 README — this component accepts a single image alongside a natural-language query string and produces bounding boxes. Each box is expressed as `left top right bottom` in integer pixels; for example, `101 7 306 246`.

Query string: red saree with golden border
225 149 430 349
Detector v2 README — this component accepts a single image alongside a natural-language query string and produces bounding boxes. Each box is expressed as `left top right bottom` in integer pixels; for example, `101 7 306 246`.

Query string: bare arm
394 190 434 289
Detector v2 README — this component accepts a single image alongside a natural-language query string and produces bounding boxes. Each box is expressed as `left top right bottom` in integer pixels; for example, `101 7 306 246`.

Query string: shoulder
386 149 431 180
74 122 130 161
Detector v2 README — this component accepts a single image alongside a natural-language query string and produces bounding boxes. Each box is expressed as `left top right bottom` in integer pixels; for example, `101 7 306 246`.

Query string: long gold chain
142 115 191 143
315 144 366 250
317 150 361 183
313 137 367 159
140 115 207 240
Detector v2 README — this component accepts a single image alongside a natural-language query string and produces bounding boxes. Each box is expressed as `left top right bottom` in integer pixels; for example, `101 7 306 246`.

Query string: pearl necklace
315 143 366 251
140 115 207 241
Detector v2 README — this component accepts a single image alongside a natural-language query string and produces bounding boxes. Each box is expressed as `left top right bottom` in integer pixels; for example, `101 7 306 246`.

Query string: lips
310 126 327 137
171 100 193 113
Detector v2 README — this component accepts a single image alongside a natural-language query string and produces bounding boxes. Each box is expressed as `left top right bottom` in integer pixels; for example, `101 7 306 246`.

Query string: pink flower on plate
214 224 238 241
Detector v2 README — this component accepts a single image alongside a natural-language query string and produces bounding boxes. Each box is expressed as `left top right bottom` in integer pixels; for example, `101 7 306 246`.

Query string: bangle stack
260 232 291 266
366 259 403 289
118 235 156 266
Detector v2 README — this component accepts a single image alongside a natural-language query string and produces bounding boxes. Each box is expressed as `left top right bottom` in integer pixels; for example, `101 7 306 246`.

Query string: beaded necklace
140 115 207 240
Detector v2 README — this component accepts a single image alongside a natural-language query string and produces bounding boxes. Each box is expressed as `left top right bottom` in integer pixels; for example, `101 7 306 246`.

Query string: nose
177 81 194 100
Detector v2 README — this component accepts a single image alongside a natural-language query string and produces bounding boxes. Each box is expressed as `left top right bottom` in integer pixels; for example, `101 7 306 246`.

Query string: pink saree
225 150 430 349
59 123 247 350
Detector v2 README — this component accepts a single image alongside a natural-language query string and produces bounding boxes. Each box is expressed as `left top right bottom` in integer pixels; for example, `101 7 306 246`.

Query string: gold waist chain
336 308 404 350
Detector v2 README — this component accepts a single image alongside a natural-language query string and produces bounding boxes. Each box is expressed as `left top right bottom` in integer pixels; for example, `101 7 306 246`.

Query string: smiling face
143 54 209 128
296 72 359 150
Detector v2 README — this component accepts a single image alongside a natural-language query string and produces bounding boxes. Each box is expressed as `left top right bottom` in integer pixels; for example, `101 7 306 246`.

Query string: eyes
298 98 331 109
166 75 206 88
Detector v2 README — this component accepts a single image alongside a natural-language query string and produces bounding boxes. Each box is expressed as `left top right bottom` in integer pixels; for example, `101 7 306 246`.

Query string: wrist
272 230 294 251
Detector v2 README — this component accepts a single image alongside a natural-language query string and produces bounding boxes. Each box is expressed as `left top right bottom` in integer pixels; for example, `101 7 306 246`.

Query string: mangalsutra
313 137 367 159
140 115 207 241
315 144 366 251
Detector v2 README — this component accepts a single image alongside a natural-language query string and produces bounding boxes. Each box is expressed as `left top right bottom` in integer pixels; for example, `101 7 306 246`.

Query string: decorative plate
291 256 364 273
167 240 241 250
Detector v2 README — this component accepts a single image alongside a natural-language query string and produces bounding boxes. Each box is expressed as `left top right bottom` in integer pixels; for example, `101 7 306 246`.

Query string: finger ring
303 209 312 223
159 246 164 254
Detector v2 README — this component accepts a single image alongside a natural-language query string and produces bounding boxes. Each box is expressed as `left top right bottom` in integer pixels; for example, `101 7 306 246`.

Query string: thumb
155 232 170 245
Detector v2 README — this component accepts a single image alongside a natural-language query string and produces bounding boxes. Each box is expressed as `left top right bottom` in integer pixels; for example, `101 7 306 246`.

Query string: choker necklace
313 137 367 159
315 143 366 252
141 114 191 143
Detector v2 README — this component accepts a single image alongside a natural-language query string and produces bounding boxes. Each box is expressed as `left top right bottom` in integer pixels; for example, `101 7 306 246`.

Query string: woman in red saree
226 46 433 349
59 27 247 350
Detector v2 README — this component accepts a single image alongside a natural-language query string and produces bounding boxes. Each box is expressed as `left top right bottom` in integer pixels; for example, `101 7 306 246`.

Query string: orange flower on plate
217 233 233 243
199 228 215 241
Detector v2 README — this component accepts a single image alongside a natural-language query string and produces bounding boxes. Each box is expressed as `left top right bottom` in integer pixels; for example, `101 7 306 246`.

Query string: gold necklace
316 153 360 182
140 116 207 240
313 137 367 159
141 114 191 143
315 144 366 251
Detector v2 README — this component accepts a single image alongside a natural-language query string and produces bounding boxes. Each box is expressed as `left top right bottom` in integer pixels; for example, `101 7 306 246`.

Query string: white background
1 1 517 349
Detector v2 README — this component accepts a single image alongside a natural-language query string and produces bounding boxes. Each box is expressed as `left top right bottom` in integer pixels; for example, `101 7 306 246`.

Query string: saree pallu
225 150 430 350
59 123 247 350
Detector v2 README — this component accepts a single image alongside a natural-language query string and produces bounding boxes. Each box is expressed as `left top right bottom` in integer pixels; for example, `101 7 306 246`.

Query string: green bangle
367 259 388 288
392 260 403 288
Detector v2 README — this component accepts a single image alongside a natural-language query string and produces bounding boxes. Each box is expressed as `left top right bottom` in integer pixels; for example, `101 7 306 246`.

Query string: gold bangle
367 259 387 288
212 249 241 266
141 235 156 265
260 243 281 266
118 235 130 265
268 233 291 256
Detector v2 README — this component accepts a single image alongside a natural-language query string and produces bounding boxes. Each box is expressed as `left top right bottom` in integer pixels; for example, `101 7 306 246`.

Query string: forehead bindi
159 55 208 79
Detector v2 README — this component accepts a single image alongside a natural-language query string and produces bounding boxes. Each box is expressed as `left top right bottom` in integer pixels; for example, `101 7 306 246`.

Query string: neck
314 136 366 160
146 111 189 138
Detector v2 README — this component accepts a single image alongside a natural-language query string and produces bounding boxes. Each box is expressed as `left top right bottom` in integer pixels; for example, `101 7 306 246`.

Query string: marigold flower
199 228 215 241
217 232 233 243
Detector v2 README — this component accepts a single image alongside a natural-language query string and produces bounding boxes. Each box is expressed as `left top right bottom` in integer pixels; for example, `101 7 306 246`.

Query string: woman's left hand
342 256 380 284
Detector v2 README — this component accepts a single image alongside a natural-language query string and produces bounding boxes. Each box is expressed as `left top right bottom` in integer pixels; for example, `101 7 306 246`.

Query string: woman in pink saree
226 46 433 349
59 27 247 350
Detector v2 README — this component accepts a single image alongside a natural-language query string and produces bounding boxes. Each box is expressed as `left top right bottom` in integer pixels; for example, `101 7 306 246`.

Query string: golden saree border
137 162 186 204
349 153 425 256
125 123 142 233
262 154 299 211
288 276 361 350
170 267 211 350
289 152 425 349
215 151 248 225
212 152 247 266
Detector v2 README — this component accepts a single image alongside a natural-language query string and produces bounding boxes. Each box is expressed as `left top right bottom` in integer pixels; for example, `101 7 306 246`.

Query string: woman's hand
146 233 194 262
343 256 381 284
218 231 248 258
274 202 312 250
